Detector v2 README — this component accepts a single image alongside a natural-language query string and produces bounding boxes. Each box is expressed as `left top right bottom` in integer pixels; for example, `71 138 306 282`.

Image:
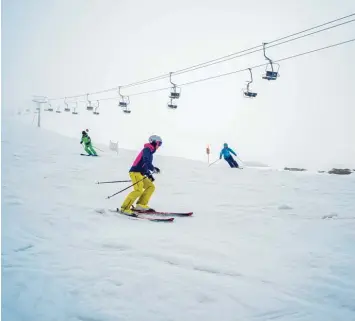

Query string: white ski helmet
149 135 163 146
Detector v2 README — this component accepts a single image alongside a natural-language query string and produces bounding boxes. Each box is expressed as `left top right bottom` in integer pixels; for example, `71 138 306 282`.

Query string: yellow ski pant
121 172 155 210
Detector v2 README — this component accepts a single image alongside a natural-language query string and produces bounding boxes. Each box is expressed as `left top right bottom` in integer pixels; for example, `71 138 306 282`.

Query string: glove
146 173 155 182
153 167 160 174
80 141 83 144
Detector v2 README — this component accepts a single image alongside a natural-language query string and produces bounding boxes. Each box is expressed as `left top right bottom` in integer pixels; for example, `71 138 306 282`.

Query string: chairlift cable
46 14 355 101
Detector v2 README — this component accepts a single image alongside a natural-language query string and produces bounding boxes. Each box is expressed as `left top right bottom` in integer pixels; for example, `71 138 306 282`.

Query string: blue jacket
130 143 156 175
220 147 237 159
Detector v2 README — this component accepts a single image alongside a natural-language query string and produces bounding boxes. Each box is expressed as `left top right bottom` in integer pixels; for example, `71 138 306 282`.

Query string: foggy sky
2 0 355 169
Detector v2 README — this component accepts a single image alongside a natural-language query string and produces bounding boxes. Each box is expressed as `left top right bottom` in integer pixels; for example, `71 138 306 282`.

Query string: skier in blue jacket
220 143 239 168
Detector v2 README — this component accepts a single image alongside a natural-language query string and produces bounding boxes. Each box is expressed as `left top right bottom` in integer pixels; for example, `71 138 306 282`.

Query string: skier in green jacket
80 131 98 156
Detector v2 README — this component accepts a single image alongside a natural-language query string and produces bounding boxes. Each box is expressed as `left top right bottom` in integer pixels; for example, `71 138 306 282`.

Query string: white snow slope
2 119 355 321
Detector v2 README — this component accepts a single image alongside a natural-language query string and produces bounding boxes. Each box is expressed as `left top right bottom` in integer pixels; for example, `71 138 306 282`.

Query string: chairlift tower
32 96 48 128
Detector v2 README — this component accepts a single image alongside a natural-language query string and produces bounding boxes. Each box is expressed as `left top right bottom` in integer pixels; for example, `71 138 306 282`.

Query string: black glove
146 173 155 182
80 141 82 144
153 167 160 174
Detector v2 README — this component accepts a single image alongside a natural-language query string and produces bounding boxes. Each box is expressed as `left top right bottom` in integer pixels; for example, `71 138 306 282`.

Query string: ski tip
149 217 174 222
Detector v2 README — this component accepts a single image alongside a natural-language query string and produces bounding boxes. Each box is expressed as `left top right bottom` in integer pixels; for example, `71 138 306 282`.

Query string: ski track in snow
2 119 355 321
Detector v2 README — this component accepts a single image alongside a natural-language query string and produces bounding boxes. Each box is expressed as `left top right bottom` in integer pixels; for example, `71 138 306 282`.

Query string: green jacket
80 135 91 145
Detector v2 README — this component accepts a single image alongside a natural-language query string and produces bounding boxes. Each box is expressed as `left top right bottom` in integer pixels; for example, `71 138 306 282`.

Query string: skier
80 131 98 156
120 135 162 215
220 143 239 168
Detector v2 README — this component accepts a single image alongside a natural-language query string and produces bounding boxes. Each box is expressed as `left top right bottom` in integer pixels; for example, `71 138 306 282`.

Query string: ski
109 209 174 222
80 154 99 157
133 209 193 217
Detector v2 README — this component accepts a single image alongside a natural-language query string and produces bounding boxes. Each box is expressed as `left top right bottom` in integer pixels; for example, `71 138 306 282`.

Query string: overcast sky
2 0 355 169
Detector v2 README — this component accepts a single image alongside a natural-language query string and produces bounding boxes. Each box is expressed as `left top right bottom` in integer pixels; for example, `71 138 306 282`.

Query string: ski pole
106 176 146 199
236 156 244 169
93 146 105 152
96 180 131 184
208 159 220 167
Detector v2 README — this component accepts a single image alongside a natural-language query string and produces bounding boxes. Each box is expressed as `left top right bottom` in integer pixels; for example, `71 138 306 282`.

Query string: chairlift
64 97 71 112
47 101 54 112
56 106 61 113
167 99 177 109
122 105 131 114
243 68 258 98
169 72 181 99
262 43 280 81
118 86 130 108
72 102 79 115
86 93 94 111
93 100 100 115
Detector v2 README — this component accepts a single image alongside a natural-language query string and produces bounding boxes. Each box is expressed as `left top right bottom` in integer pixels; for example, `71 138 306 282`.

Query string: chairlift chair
169 87 181 99
262 67 280 81
47 102 54 112
244 91 257 98
119 97 130 108
56 106 61 113
169 72 181 99
122 105 131 114
86 93 94 111
93 100 100 115
243 68 258 98
262 43 280 81
64 98 71 112
167 99 177 109
72 102 78 115
118 86 130 108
